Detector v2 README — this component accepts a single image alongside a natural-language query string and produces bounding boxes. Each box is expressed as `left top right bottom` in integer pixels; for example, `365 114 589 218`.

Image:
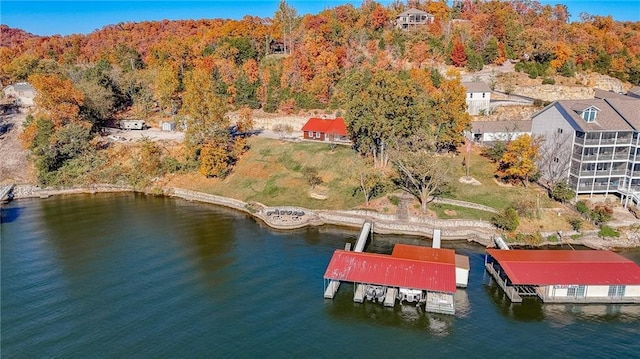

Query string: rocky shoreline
9 184 640 250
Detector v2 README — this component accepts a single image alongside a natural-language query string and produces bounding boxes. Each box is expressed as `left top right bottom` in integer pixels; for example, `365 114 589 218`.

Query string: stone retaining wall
9 185 637 249
13 184 134 198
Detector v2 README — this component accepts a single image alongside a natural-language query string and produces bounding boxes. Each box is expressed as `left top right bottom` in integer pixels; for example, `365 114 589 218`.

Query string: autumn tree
236 107 255 134
537 131 572 190
153 66 181 114
273 123 293 139
426 69 472 152
21 116 94 185
199 141 232 177
450 36 467 67
274 0 299 55
352 157 385 207
391 133 452 214
181 68 230 156
76 79 115 125
340 69 428 168
28 74 85 126
496 134 540 187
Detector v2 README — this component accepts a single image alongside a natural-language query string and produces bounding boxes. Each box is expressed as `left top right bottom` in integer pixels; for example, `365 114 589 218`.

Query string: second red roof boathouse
486 249 640 304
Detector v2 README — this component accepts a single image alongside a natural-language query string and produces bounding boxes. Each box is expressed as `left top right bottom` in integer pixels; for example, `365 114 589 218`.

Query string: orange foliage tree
450 36 467 67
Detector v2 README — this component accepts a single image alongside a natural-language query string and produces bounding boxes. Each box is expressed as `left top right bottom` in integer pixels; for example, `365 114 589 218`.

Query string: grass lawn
443 148 556 211
166 139 560 219
430 203 495 222
168 137 363 209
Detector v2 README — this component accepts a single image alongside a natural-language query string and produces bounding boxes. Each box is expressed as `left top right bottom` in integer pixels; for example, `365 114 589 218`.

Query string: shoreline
8 184 640 250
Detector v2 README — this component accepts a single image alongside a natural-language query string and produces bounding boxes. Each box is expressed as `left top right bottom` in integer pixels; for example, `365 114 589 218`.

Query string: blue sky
1 1 638 36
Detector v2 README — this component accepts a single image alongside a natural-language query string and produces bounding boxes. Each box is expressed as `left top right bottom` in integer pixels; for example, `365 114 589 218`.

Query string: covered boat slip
485 249 640 304
391 244 469 288
323 250 457 314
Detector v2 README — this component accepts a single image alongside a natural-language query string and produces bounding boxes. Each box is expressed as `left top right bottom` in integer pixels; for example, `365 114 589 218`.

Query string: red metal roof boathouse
324 243 463 315
324 250 456 293
485 249 640 304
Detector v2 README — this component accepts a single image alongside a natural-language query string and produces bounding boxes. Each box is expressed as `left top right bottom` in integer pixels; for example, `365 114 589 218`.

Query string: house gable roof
605 98 640 130
5 82 35 92
462 81 491 93
594 88 635 100
301 117 347 136
471 120 531 134
397 8 432 17
627 86 640 98
551 99 633 132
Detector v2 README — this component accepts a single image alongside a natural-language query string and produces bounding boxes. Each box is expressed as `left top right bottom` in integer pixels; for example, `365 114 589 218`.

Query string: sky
1 0 638 37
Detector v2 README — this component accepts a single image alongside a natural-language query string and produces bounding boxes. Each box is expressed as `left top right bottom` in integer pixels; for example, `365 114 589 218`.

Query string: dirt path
0 112 34 184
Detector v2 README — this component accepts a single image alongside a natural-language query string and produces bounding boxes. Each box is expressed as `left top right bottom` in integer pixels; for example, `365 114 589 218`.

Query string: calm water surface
2 194 639 357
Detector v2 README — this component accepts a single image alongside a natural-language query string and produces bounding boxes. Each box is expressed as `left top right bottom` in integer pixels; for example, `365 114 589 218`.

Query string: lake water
2 193 639 357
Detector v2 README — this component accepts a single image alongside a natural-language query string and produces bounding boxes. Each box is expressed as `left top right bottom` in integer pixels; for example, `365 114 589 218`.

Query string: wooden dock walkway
353 221 371 253
485 262 522 303
0 184 14 204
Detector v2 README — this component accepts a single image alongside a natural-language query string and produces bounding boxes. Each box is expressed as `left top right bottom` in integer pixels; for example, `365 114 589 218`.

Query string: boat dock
0 184 14 204
323 229 370 300
323 224 463 315
484 261 522 302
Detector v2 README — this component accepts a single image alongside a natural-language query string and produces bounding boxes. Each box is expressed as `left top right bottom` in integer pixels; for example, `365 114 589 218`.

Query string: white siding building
462 82 491 115
470 120 531 143
531 97 640 207
395 8 434 30
2 82 36 107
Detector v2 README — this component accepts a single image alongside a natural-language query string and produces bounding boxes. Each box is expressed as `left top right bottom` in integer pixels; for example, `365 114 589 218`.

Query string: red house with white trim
301 117 349 142
486 249 640 303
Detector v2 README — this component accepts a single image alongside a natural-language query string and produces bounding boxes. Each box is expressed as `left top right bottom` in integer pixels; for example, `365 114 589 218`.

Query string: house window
308 131 314 138
608 285 625 297
469 93 473 99
582 108 598 122
557 128 563 134
315 132 321 139
567 285 586 297
482 93 486 98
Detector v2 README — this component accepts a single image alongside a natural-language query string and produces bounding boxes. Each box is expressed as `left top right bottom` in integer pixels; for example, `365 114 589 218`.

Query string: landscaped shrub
388 195 399 206
575 200 589 215
542 77 556 85
551 181 575 203
590 204 613 225
547 234 558 242
598 225 620 238
481 142 506 162
568 217 583 231
491 207 520 231
524 232 543 245
512 197 538 219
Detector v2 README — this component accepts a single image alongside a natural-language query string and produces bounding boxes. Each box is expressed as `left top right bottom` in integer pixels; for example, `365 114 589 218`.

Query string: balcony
577 184 610 192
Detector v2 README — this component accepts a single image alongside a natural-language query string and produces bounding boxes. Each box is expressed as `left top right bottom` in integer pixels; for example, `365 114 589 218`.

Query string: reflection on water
0 205 23 223
484 277 640 324
3 194 640 357
325 289 455 336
